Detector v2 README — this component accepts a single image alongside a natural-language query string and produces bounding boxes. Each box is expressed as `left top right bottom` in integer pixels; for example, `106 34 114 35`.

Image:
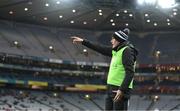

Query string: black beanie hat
113 28 130 42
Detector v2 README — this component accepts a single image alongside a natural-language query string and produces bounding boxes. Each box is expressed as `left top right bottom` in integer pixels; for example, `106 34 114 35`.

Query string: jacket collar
112 41 128 52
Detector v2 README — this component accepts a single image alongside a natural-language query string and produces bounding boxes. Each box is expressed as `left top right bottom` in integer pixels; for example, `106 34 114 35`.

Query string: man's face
111 37 120 48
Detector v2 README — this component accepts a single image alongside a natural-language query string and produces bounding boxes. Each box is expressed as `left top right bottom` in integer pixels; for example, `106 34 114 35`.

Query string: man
71 28 138 110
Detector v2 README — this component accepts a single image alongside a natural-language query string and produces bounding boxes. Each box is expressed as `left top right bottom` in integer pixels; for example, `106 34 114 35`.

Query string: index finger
70 36 77 39
112 90 117 93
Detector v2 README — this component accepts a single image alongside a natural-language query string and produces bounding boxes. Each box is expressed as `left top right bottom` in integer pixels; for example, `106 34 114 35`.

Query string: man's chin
112 44 117 47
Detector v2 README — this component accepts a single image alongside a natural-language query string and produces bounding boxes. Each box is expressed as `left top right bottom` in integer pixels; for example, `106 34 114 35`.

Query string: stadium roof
0 0 180 31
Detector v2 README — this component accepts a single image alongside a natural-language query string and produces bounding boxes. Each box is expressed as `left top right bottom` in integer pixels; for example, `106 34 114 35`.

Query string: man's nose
110 40 112 43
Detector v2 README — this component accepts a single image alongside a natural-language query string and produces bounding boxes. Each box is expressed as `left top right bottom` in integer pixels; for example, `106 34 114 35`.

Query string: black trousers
105 85 131 111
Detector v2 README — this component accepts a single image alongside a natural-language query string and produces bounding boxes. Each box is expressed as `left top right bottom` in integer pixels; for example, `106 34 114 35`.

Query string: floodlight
137 0 177 8
137 0 156 5
154 108 159 111
137 0 144 5
110 19 114 22
157 0 176 8
145 0 156 5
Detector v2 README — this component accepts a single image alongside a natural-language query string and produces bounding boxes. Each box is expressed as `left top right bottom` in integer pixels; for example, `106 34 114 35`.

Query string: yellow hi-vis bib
107 46 133 88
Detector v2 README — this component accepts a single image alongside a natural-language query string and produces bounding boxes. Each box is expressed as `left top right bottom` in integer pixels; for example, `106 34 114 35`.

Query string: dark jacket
82 39 138 94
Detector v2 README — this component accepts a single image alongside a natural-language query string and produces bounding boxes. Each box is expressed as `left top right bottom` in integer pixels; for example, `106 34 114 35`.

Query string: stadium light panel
154 23 157 26
19 91 23 94
70 20 74 23
83 49 87 52
59 15 63 18
43 17 48 21
173 12 177 15
145 13 149 17
14 41 19 45
53 93 57 97
83 21 87 25
173 8 177 11
154 108 159 111
9 11 13 15
124 10 128 13
112 23 115 26
129 14 133 17
49 46 53 50
24 8 28 11
45 3 49 7
56 1 60 4
98 9 102 13
85 94 90 99
72 9 76 13
147 19 150 23
99 13 103 16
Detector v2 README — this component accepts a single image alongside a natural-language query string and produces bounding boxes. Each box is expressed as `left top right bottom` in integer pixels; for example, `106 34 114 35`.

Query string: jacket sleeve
82 39 112 57
119 47 135 92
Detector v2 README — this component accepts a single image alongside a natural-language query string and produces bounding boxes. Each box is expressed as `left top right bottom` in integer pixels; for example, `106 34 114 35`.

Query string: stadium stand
1 20 180 64
0 89 179 111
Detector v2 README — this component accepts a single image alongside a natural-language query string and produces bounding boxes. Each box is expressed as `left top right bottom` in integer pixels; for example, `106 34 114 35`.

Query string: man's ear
117 40 120 44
